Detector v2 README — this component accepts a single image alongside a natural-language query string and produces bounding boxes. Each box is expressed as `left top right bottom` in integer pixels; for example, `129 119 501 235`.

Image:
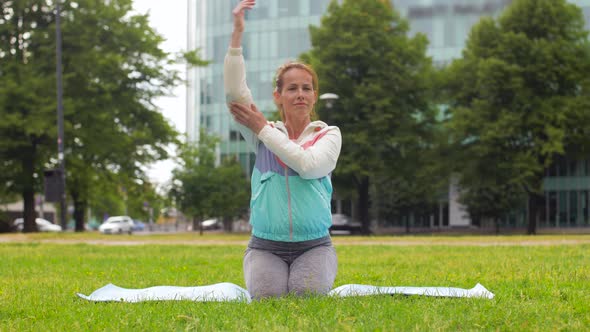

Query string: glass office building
187 0 590 228
187 0 334 176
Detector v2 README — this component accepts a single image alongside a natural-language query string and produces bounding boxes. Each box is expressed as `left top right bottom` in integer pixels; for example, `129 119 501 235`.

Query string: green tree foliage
0 0 207 232
170 130 249 233
60 0 181 231
0 1 57 232
444 0 590 234
301 0 437 232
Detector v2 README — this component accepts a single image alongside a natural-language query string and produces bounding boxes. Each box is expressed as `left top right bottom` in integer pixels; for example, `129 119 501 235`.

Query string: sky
131 0 187 186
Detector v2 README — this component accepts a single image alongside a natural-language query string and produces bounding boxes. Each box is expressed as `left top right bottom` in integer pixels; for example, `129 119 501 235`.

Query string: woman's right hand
232 0 256 33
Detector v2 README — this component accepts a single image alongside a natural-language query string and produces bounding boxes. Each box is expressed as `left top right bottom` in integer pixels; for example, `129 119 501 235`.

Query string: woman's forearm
230 0 254 48
230 30 243 48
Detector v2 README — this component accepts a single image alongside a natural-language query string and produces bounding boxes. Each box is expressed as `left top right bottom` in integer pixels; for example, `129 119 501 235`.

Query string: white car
330 213 362 235
200 218 221 230
98 216 134 234
13 218 62 232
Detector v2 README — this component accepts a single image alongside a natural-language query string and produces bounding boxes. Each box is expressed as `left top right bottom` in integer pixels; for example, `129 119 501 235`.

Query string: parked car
98 216 134 234
200 218 221 230
13 218 62 232
132 220 146 232
329 213 362 235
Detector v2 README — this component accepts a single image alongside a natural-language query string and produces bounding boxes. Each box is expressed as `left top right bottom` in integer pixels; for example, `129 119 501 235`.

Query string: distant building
1 198 57 224
187 0 590 229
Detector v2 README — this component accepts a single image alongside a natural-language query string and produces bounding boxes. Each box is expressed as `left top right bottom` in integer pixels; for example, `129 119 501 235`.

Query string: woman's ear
273 90 281 105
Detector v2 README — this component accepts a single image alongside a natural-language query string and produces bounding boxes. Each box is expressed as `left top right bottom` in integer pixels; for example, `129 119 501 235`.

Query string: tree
0 0 208 232
170 130 249 233
59 0 195 232
301 0 437 233
444 0 590 234
209 158 251 232
0 1 56 232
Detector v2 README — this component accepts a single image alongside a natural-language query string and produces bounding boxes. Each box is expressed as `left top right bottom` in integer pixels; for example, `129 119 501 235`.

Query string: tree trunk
72 192 86 232
22 148 38 233
223 217 232 233
358 176 371 235
527 193 542 235
193 217 202 235
23 187 37 233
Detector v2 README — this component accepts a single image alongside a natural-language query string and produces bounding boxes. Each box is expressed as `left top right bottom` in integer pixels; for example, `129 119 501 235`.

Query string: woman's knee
288 246 337 296
243 249 289 299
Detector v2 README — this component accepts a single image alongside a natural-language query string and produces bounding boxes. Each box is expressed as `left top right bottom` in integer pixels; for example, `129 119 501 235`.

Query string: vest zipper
285 167 293 241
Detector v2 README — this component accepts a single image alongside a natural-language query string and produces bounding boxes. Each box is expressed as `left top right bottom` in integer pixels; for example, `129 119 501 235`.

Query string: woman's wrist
230 31 242 48
254 123 268 136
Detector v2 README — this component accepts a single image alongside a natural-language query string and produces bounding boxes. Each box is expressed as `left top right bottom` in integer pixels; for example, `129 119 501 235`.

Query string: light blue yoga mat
78 282 494 303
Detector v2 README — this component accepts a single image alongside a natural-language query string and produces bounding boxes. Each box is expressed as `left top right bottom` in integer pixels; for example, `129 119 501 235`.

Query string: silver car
13 218 62 232
98 216 134 234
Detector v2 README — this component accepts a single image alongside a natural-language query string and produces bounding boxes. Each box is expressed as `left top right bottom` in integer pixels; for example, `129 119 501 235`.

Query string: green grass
0 234 589 331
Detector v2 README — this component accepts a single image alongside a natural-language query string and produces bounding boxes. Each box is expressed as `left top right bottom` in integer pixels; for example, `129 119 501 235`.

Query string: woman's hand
229 102 267 135
232 0 255 33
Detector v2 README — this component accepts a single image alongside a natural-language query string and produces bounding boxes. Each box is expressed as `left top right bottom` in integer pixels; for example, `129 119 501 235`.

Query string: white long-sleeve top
224 47 342 179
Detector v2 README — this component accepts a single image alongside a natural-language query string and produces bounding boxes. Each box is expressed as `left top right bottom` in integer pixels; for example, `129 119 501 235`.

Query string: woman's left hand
229 102 267 134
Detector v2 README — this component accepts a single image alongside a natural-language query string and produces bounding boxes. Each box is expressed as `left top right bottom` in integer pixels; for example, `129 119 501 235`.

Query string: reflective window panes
229 130 244 142
582 191 589 224
189 0 590 229
214 35 230 61
247 2 269 20
310 0 330 15
569 191 578 225
247 71 260 100
278 1 299 17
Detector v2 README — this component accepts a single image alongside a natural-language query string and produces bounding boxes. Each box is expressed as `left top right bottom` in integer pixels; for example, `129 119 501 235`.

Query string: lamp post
318 93 342 215
319 93 339 110
56 1 67 230
319 93 339 126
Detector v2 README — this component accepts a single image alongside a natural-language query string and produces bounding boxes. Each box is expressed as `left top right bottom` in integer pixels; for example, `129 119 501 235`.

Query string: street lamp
319 93 339 109
319 93 339 124
56 1 67 230
318 93 343 215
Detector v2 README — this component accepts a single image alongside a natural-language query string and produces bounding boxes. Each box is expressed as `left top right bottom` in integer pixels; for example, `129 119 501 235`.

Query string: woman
224 0 342 299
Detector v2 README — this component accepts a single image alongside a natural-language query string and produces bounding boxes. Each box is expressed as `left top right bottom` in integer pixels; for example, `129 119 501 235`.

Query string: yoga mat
78 282 494 303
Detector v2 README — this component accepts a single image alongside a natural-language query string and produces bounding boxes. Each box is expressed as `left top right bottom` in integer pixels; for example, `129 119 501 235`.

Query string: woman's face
274 68 317 122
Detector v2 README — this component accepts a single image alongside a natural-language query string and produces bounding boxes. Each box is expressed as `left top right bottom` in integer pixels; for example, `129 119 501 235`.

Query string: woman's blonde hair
273 61 319 122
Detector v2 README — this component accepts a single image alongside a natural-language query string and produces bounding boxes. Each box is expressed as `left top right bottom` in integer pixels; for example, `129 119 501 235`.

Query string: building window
214 35 230 61
570 190 578 225
548 191 557 225
582 190 589 225
200 80 212 105
202 115 211 128
279 1 299 17
310 0 330 15
569 160 578 177
247 3 269 19
412 19 434 46
278 28 309 58
557 156 567 177
229 130 244 142
559 191 568 225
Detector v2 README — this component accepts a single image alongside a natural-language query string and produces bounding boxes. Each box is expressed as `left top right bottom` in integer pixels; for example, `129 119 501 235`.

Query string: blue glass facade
188 0 332 176
188 0 590 227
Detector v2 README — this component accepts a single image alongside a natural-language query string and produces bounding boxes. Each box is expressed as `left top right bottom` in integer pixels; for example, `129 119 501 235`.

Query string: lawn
0 233 588 331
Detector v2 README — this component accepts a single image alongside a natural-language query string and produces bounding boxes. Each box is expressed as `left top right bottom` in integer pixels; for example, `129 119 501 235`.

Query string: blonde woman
224 0 342 299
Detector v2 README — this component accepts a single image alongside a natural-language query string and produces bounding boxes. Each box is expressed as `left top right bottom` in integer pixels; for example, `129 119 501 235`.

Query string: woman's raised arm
231 0 255 48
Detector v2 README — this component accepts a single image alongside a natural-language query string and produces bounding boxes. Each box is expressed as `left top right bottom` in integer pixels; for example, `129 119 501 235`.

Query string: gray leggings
243 236 337 299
